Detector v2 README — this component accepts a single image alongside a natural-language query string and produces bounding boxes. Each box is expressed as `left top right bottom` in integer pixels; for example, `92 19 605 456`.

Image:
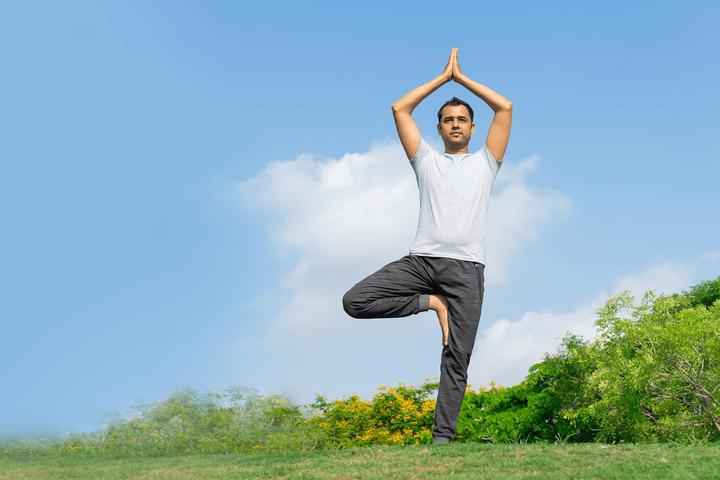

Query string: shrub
308 380 438 448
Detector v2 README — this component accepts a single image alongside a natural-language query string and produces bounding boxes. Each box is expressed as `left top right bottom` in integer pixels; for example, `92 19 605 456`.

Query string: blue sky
1 1 719 437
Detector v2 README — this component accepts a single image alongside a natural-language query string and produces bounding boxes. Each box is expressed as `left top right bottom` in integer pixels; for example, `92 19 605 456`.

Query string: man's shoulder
413 137 439 160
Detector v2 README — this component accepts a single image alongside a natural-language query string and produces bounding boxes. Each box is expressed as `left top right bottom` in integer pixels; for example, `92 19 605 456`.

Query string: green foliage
453 275 720 446
456 382 534 443
0 386 327 458
2 276 718 458
586 282 720 443
686 276 720 309
99 386 328 456
307 380 438 448
457 333 600 444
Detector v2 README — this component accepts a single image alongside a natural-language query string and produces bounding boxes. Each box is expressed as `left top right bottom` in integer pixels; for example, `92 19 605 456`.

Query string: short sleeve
482 143 503 177
410 137 431 164
409 137 432 181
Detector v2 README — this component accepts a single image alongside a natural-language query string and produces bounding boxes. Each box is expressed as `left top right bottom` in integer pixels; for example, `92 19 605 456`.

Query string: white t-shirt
408 137 502 265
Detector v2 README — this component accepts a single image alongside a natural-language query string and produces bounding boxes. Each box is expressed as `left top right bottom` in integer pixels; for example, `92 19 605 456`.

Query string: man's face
437 105 476 149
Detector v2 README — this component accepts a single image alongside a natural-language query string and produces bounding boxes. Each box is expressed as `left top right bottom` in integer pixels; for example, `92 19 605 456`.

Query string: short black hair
437 97 474 123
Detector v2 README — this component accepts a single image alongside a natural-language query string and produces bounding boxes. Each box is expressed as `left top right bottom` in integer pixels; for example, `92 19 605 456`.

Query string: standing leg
428 258 485 443
342 254 435 319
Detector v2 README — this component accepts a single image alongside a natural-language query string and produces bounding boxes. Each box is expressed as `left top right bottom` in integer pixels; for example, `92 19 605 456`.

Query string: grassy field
1 442 719 479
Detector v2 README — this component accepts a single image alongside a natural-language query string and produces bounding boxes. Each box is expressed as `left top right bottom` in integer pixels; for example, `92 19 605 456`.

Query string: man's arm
452 49 512 162
391 48 455 161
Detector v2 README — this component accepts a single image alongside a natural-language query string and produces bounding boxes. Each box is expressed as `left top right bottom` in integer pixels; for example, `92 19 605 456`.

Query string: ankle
428 294 446 311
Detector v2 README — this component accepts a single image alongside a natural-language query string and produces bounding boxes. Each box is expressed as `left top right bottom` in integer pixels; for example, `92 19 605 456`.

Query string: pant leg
427 258 485 441
342 254 435 319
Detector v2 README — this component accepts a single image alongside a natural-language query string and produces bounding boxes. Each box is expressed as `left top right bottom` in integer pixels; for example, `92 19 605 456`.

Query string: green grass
2 442 719 479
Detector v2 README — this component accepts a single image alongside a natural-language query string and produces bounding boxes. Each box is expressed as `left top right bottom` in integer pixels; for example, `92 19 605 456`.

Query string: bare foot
429 294 449 346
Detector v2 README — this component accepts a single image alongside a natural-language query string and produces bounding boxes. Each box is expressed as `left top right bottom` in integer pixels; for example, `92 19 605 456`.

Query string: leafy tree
586 277 720 443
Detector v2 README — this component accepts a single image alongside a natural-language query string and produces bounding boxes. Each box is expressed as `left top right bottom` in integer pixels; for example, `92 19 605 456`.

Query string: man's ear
436 124 441 135
471 123 477 134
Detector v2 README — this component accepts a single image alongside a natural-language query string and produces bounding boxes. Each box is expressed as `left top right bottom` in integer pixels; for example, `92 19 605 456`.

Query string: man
342 48 512 444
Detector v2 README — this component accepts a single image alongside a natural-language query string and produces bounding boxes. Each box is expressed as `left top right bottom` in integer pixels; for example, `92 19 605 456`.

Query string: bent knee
342 289 360 318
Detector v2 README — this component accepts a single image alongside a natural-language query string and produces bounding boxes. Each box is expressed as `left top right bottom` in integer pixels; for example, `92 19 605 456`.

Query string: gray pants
342 253 485 442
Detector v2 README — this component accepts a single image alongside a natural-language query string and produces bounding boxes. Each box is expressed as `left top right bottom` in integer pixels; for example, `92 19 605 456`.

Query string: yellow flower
377 385 387 390
398 397 414 414
421 400 436 413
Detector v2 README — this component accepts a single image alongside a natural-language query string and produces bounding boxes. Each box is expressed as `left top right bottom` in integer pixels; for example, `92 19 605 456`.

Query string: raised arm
391 48 455 161
452 49 513 162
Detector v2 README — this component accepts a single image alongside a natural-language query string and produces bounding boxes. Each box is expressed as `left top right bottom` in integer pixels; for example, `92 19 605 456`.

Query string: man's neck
444 147 469 154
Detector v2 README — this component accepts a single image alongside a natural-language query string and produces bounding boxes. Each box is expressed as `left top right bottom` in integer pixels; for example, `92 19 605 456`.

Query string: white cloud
230 141 418 267
486 156 572 285
494 154 541 186
228 140 571 331
613 261 693 300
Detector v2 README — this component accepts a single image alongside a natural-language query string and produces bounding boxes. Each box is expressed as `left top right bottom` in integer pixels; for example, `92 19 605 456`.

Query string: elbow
494 101 512 114
391 101 409 114
392 102 413 116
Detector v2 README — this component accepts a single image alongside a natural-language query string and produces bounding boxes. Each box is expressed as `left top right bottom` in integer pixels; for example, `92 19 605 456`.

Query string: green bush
586 280 720 443
456 333 600 444
307 380 438 448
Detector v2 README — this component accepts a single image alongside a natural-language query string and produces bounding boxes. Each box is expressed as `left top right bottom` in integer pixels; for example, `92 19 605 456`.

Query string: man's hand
442 48 457 83
451 48 464 80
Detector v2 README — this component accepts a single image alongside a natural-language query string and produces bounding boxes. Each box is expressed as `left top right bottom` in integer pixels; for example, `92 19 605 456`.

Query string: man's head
436 97 476 151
